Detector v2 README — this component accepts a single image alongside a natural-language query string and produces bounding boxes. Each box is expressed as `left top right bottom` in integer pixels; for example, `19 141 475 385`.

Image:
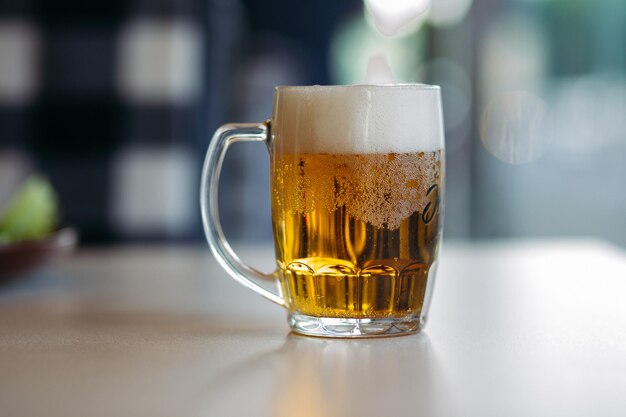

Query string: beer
203 83 444 336
271 150 442 319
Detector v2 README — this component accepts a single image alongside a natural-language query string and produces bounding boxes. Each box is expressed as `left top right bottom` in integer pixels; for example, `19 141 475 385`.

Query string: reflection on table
1 240 626 417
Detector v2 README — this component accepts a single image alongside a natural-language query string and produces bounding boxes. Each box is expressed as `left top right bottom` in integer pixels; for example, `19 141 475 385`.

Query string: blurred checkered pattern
0 0 211 242
0 0 360 243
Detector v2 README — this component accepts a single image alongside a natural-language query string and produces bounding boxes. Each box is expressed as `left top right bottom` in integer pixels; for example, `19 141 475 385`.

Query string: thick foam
272 84 444 154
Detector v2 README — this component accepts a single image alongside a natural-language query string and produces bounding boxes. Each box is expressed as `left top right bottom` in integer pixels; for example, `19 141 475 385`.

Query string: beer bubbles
480 91 548 164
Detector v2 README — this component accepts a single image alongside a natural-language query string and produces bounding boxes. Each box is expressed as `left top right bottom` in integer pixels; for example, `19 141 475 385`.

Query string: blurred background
0 0 624 247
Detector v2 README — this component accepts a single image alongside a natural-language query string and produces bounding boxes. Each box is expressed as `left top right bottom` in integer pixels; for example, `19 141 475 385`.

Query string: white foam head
272 84 444 154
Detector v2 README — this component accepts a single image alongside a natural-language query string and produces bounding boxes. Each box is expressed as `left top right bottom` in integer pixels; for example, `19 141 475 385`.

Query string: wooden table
1 240 626 417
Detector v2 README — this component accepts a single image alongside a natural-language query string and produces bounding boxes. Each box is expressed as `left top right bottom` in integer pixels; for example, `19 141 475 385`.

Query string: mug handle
200 122 285 307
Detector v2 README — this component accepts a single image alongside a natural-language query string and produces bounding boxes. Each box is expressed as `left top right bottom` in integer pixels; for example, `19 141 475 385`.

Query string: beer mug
201 85 444 337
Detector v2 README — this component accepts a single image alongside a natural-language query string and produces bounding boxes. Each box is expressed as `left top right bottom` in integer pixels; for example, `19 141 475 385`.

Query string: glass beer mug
201 85 444 337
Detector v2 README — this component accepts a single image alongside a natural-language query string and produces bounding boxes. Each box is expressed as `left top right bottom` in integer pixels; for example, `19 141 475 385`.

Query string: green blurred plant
0 176 59 244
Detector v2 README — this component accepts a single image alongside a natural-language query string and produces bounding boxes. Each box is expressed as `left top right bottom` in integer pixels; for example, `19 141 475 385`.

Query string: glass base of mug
288 313 425 338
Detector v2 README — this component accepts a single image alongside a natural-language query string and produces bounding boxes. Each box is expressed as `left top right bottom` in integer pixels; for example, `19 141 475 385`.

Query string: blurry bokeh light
0 151 32 206
331 14 424 84
419 58 471 133
427 0 473 27
112 146 196 236
0 19 40 106
480 91 548 164
548 74 626 157
364 0 430 37
479 11 546 107
363 53 397 84
117 19 203 105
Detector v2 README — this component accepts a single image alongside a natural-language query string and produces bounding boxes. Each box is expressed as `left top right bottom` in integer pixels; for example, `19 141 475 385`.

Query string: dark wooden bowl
0 228 78 284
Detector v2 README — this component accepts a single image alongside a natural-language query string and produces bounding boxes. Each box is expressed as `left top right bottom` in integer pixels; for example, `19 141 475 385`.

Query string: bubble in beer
365 0 431 37
480 91 547 164
364 53 397 84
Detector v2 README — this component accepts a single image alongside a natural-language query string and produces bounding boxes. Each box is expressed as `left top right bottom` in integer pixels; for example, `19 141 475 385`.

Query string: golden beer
202 84 445 336
272 150 443 319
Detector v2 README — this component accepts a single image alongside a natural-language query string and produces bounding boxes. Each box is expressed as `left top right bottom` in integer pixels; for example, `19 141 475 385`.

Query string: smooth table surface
1 240 626 417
